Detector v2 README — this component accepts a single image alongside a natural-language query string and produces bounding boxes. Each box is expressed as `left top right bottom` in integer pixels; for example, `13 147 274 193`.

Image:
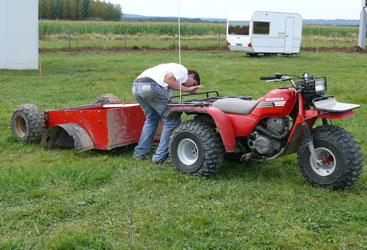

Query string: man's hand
188 85 204 93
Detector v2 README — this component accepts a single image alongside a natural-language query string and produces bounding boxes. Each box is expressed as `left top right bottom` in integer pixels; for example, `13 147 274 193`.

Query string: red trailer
11 96 162 152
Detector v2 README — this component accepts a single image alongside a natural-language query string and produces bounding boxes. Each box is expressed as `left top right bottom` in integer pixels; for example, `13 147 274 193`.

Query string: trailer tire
297 125 364 190
95 94 121 103
11 104 45 143
169 120 224 177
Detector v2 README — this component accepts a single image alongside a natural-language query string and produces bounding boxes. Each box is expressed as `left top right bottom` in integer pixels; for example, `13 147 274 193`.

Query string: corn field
39 20 226 36
302 25 359 37
39 20 361 38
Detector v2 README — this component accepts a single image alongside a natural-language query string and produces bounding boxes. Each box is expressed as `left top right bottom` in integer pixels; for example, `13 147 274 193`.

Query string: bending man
132 63 203 163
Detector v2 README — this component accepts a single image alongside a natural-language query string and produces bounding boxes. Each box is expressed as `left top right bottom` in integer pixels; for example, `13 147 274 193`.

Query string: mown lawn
0 51 367 249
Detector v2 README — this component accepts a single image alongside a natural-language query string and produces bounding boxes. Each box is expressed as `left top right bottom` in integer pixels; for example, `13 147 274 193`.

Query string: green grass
1 51 367 249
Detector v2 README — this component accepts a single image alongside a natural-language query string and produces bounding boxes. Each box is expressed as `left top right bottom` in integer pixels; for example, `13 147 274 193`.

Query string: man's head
184 69 200 87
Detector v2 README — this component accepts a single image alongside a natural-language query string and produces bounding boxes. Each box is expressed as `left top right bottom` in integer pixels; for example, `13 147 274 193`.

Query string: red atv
167 73 364 190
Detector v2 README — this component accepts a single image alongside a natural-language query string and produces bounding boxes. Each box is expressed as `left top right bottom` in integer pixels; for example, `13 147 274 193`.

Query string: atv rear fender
41 123 94 152
168 106 236 152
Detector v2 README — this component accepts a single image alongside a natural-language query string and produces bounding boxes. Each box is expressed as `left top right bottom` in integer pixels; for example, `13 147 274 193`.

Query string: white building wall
0 0 38 70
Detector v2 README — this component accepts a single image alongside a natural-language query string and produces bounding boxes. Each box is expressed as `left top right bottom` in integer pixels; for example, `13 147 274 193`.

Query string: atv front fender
41 123 94 152
168 106 236 152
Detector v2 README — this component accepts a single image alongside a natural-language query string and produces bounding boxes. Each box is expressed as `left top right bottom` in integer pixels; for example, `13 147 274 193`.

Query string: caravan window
228 21 250 36
253 22 270 34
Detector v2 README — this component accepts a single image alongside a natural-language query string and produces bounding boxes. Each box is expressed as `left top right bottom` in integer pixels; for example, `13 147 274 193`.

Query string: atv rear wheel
11 104 45 143
95 94 121 103
169 120 223 177
297 125 363 190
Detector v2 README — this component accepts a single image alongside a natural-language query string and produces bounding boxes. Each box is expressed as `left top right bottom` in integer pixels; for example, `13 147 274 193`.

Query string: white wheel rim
310 147 336 177
15 116 27 138
177 138 198 165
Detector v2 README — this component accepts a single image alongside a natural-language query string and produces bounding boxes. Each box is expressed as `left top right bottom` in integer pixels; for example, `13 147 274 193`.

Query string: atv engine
248 117 289 156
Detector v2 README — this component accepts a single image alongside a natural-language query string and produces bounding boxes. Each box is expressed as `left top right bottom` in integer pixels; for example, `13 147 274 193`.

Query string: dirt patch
301 46 367 53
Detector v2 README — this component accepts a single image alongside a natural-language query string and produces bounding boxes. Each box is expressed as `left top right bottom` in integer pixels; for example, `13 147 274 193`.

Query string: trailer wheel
11 104 45 143
95 94 121 103
169 120 224 177
297 125 364 190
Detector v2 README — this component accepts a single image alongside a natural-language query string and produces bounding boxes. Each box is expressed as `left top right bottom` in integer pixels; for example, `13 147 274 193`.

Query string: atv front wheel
297 125 364 190
169 120 223 177
11 104 45 143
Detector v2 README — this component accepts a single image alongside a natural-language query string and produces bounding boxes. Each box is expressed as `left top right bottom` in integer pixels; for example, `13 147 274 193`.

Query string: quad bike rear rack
168 91 252 107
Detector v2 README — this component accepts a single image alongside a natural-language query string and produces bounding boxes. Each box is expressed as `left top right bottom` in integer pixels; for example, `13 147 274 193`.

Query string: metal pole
173 33 175 49
358 8 366 49
68 30 71 50
218 31 220 48
39 54 42 85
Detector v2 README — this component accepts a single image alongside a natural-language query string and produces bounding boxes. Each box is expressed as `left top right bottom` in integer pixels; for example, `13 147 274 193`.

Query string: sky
106 0 364 20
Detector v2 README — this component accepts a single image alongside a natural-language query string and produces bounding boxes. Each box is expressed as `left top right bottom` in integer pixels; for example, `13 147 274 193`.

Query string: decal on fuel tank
258 97 286 107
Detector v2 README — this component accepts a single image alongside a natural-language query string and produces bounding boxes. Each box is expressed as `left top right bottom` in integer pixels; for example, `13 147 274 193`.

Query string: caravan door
285 17 294 54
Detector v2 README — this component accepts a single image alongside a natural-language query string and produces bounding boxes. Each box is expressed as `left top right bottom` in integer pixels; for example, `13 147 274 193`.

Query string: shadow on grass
220 159 298 182
36 142 367 192
55 143 137 159
71 146 305 188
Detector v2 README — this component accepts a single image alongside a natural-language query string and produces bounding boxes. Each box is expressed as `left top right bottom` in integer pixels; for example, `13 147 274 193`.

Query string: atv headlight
315 77 327 93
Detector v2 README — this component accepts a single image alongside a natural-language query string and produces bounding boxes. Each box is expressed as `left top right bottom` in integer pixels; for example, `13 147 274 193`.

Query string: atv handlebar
260 73 297 87
260 73 284 81
260 76 277 80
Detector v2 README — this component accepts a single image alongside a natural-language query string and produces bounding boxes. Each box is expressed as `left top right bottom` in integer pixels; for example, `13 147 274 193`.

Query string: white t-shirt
137 63 188 96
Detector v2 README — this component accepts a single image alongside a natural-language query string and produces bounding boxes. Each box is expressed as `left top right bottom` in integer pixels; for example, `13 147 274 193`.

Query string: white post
178 0 182 102
359 8 366 48
178 0 181 65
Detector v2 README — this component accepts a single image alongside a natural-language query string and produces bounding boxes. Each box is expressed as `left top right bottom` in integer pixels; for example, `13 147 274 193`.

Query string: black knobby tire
11 104 45 143
297 125 364 190
169 120 224 177
95 94 121 103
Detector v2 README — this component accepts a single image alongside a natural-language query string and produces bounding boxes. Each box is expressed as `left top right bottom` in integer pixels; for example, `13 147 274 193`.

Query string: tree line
39 0 122 21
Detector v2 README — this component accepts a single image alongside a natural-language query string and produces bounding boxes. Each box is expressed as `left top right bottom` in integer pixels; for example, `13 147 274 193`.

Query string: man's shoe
133 153 148 160
152 155 169 164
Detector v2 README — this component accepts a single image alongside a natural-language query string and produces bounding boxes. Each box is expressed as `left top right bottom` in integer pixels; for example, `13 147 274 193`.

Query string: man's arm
164 73 191 91
164 73 203 93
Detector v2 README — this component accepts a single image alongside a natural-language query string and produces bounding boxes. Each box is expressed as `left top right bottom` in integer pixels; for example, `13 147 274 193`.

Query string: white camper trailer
226 11 302 56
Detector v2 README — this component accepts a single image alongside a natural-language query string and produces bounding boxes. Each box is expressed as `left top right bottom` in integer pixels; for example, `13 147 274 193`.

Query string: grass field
1 50 367 249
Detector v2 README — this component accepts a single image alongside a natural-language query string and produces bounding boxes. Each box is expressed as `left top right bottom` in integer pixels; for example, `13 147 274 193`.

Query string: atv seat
212 98 262 115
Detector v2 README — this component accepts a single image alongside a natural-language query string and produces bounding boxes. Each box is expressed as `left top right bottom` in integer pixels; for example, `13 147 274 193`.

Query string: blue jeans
132 81 181 161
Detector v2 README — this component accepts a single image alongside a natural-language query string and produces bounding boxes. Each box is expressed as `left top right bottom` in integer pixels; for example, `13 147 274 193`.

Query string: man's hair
188 69 200 85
